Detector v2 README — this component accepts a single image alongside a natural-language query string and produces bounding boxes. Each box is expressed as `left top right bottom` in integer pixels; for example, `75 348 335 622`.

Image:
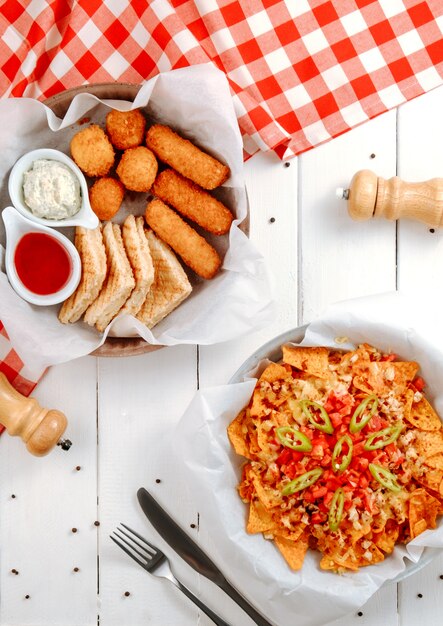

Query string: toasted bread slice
119 215 154 317
59 226 107 324
137 230 192 328
84 222 135 332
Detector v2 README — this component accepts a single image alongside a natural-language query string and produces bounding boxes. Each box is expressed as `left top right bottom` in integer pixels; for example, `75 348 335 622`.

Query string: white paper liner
0 64 274 369
174 292 443 626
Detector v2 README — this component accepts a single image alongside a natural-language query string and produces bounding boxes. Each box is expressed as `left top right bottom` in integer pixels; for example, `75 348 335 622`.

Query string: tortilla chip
373 523 399 554
424 454 443 471
247 500 277 534
274 533 309 570
320 551 360 572
405 392 443 431
249 469 282 509
354 360 418 396
227 410 251 458
414 431 443 458
250 365 293 418
414 467 443 495
408 488 440 538
356 542 385 566
353 375 374 395
282 345 330 379
259 362 291 383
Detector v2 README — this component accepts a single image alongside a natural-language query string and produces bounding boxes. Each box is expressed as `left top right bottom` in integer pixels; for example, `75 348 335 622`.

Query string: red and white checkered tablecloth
0 0 443 392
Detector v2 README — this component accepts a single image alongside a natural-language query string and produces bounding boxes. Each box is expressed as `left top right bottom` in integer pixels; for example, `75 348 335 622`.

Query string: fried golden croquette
146 124 230 190
89 177 125 221
106 108 146 150
70 125 115 177
152 169 233 235
116 146 158 192
145 199 221 280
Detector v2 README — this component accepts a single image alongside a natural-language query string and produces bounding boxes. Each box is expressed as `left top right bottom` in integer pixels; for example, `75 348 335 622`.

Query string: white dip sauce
23 159 81 220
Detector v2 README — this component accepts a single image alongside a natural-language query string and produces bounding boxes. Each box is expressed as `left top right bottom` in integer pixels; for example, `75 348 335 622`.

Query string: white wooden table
2 86 443 626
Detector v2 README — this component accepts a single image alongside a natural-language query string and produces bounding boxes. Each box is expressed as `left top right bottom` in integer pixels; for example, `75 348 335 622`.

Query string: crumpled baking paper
174 292 443 626
0 64 273 370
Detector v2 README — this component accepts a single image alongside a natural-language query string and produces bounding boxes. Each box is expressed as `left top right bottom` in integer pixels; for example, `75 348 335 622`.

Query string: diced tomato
320 454 332 467
324 491 334 507
312 436 329 449
359 475 369 488
385 443 397 456
329 412 342 428
381 353 397 362
310 513 323 524
357 457 369 471
276 448 292 466
311 444 324 459
353 442 366 456
367 415 388 431
291 450 304 462
373 451 388 465
392 454 405 468
303 490 316 503
326 478 341 491
344 499 353 510
284 461 301 479
413 376 426 392
311 486 328 499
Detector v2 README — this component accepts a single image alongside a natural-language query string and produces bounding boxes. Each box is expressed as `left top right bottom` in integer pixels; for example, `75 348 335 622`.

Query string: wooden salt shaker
337 169 443 227
0 372 71 456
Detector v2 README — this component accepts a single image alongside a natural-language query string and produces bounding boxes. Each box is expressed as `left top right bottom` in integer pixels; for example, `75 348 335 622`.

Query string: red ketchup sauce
14 233 72 295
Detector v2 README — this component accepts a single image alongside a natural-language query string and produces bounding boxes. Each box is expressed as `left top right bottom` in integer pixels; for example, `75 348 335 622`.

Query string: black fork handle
175 580 233 626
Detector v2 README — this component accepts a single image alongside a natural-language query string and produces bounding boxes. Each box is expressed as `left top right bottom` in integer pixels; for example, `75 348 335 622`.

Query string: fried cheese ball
106 108 146 150
89 177 125 221
70 125 115 177
116 146 158 192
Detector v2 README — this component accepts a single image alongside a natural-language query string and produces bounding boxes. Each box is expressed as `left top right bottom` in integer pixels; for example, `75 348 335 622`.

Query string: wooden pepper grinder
0 372 72 456
337 169 443 227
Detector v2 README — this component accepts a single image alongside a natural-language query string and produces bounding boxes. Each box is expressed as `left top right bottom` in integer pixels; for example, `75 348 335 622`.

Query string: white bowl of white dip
8 148 99 229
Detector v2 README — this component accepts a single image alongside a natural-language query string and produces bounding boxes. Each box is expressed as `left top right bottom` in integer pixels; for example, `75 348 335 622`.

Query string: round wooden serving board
44 82 247 358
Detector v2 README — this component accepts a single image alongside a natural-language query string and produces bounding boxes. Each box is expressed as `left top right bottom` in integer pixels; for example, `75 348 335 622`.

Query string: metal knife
137 488 274 626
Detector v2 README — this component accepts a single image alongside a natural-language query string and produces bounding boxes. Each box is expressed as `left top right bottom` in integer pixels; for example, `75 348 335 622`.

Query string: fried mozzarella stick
146 124 230 190
145 199 221 279
152 169 233 235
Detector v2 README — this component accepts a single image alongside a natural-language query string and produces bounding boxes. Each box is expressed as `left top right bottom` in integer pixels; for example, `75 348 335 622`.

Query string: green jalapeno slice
276 427 312 452
299 400 334 434
364 423 402 451
328 487 345 532
281 468 323 496
331 434 353 474
369 463 401 493
349 394 379 433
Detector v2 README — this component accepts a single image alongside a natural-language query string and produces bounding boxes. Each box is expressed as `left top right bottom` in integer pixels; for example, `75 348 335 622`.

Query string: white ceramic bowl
229 326 441 584
8 148 98 229
2 206 81 306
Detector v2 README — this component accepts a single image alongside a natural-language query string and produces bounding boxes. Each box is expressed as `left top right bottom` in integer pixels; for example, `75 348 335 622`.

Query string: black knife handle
219 579 274 626
137 488 226 585
175 579 233 626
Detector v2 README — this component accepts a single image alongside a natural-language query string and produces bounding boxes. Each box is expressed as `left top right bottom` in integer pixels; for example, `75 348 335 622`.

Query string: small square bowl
8 148 99 229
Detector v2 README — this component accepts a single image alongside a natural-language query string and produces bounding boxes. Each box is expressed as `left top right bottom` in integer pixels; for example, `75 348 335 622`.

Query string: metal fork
110 524 232 626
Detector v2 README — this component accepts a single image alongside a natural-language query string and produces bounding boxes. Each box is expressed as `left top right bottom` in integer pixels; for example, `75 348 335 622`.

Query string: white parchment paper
174 293 443 626
0 64 273 370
